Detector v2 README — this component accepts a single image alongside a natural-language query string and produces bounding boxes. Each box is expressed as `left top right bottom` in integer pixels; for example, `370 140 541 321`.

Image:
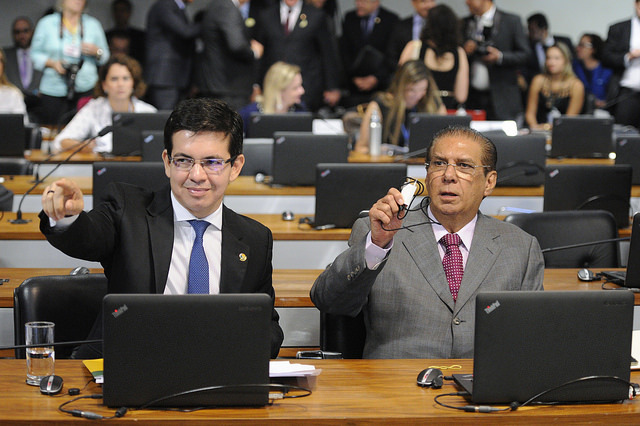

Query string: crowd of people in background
2 0 640 153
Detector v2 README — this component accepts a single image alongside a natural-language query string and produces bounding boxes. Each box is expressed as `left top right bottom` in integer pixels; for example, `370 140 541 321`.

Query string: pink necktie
440 233 463 301
20 51 30 88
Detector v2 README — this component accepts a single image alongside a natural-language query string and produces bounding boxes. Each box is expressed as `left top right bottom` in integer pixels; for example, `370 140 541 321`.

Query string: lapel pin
299 19 308 28
245 17 256 28
374 17 381 24
238 253 247 262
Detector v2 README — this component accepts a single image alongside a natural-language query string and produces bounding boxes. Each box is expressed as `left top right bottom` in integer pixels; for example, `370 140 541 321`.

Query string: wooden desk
1 175 93 195
26 150 140 163
0 359 639 424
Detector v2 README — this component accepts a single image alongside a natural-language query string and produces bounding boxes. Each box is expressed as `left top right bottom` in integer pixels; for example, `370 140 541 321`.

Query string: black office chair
504 210 620 268
320 312 366 359
13 274 108 359
0 184 13 211
0 158 33 175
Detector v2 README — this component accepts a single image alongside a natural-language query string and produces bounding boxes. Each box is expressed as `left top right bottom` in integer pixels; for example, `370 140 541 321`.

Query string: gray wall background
0 1 635 51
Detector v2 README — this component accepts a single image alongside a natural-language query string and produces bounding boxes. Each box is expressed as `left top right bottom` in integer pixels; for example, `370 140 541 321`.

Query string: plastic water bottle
369 108 382 156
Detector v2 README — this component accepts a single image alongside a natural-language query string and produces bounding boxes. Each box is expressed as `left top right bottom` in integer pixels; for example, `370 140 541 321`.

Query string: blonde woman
354 59 446 154
0 48 27 118
525 43 584 130
239 61 306 134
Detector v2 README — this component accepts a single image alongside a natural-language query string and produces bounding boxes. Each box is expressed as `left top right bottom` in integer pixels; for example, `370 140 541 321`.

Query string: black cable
381 196 441 232
59 394 127 420
434 392 511 413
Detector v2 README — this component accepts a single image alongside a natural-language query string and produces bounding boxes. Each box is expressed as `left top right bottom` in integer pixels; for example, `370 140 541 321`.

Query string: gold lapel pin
239 253 247 262
245 17 256 28
374 17 381 24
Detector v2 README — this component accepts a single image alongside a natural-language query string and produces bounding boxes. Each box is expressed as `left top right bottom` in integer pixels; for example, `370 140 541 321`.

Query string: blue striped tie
188 220 210 294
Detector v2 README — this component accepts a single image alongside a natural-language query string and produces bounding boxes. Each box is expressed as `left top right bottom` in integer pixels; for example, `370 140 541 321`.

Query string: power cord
59 395 127 419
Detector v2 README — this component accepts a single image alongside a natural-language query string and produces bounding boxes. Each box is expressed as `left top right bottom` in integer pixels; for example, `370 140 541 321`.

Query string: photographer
31 0 109 126
462 0 530 123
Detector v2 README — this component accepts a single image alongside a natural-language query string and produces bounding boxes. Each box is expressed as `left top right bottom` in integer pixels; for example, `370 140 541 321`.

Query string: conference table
1 358 639 424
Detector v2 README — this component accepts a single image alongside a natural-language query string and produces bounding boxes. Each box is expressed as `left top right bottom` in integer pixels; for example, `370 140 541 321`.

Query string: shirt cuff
49 214 79 229
364 231 392 270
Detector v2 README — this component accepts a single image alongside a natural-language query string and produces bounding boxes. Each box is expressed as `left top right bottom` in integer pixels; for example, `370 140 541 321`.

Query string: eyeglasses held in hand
168 155 237 175
426 160 491 177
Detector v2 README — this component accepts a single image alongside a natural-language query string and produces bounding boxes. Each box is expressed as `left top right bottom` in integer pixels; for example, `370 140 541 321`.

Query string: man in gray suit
311 127 544 359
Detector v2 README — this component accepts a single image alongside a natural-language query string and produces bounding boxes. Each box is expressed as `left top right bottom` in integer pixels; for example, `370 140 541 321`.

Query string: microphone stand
10 127 112 224
541 237 630 253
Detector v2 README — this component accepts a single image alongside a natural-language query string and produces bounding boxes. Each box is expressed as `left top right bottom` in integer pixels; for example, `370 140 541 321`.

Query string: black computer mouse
282 211 295 221
40 375 64 395
70 266 90 275
416 368 443 388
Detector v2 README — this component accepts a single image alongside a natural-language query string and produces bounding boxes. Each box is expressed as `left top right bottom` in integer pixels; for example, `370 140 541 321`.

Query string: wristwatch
95 48 104 61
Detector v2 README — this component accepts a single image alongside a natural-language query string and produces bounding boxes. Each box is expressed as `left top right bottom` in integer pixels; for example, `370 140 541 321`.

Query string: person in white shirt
0 48 28 118
52 54 156 153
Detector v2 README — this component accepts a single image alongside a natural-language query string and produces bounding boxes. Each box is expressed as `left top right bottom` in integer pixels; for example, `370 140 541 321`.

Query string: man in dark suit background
340 0 399 108
462 0 531 123
602 0 640 129
3 16 42 123
105 0 146 67
39 98 284 359
386 0 436 67
145 0 201 110
255 0 342 112
198 0 264 111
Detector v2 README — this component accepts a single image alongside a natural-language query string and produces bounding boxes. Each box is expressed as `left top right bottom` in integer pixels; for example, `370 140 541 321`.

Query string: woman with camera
31 0 109 126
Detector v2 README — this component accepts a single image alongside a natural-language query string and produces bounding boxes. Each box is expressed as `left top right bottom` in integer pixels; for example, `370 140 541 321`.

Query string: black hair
527 13 548 30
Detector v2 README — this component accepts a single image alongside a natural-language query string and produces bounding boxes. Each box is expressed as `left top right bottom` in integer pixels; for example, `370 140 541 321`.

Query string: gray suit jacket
3 46 42 96
310 210 544 359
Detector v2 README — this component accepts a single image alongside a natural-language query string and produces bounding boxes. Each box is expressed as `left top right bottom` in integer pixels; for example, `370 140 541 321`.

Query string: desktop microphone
9 125 115 224
496 161 544 184
394 147 427 162
541 237 630 253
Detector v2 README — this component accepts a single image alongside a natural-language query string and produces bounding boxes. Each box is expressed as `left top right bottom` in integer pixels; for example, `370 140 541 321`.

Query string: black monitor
543 164 632 228
407 113 471 156
0 114 25 156
246 112 313 138
141 130 164 162
241 138 273 177
550 115 614 158
314 163 407 228
110 111 171 156
92 162 168 205
493 134 546 186
615 134 640 185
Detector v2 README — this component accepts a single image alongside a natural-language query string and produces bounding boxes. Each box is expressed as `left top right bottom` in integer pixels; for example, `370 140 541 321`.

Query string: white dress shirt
620 15 640 91
280 0 302 34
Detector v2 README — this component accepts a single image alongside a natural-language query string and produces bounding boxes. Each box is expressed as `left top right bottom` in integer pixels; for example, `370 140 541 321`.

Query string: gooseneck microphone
541 237 630 253
496 161 545 184
9 125 114 224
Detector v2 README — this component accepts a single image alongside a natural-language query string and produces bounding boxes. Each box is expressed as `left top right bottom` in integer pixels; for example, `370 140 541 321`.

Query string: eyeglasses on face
168 155 237 175
13 28 30 35
426 160 490 177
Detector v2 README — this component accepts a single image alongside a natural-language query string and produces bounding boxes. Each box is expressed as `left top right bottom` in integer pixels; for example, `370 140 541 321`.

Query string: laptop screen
246 113 313 138
111 111 172 156
103 294 271 408
0 114 25 157
407 113 471 155
550 116 614 158
493 134 546 186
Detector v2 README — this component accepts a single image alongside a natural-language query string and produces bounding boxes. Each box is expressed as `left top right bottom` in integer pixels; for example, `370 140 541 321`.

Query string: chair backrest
0 158 33 175
13 274 108 359
320 312 366 359
0 184 13 211
504 210 620 268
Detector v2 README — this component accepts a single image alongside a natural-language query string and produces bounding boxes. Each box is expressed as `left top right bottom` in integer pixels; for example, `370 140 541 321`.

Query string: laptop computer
600 212 640 287
246 112 313 138
111 111 171 156
615 134 640 185
493 134 546 186
93 162 168 204
543 164 632 228
271 132 349 186
550 116 614 158
0 114 25 156
140 130 164 162
314 163 407 228
103 293 271 408
241 138 274 177
407 113 471 156
453 290 633 404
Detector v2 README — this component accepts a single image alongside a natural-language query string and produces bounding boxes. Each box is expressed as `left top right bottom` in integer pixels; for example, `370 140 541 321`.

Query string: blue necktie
188 220 210 294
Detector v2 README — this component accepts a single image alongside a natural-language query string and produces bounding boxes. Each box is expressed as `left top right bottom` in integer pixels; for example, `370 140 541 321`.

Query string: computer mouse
282 211 295 221
40 375 63 395
416 368 443 388
70 266 90 275
577 268 597 281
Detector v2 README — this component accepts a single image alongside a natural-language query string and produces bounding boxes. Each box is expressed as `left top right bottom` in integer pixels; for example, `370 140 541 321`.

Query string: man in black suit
39 98 284 359
463 0 530 122
255 0 342 112
145 0 201 110
522 12 574 85
602 0 640 129
105 0 146 67
3 17 42 123
386 0 436 66
198 0 263 111
340 0 399 108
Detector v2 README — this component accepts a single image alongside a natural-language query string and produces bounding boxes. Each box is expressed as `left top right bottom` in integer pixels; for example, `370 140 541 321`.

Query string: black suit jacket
145 0 200 89
2 46 42 96
602 19 632 100
464 9 531 120
386 16 414 66
255 3 341 111
522 34 574 84
40 183 284 358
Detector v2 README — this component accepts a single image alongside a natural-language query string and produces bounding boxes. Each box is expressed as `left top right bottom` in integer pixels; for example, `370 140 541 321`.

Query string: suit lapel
146 187 174 293
453 214 501 313
220 206 249 293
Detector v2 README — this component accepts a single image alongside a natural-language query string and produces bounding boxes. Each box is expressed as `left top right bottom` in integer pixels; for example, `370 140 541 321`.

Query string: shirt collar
476 4 496 27
174 0 186 10
170 191 223 231
280 0 302 14
428 206 478 251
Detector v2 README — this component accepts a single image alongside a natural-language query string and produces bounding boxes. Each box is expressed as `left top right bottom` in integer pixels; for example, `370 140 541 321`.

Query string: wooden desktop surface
0 358 639 424
1 268 637 309
26 150 140 163
1 175 93 195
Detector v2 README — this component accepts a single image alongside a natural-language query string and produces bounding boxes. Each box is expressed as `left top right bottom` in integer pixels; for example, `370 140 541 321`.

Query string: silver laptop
452 291 633 404
102 294 271 408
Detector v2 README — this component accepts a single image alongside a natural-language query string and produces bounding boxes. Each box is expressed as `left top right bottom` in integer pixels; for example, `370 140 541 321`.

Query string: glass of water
25 321 55 386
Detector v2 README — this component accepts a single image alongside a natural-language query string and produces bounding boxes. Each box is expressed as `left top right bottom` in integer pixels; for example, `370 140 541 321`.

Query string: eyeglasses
426 160 491 177
168 155 237 175
578 42 593 49
13 28 30 35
